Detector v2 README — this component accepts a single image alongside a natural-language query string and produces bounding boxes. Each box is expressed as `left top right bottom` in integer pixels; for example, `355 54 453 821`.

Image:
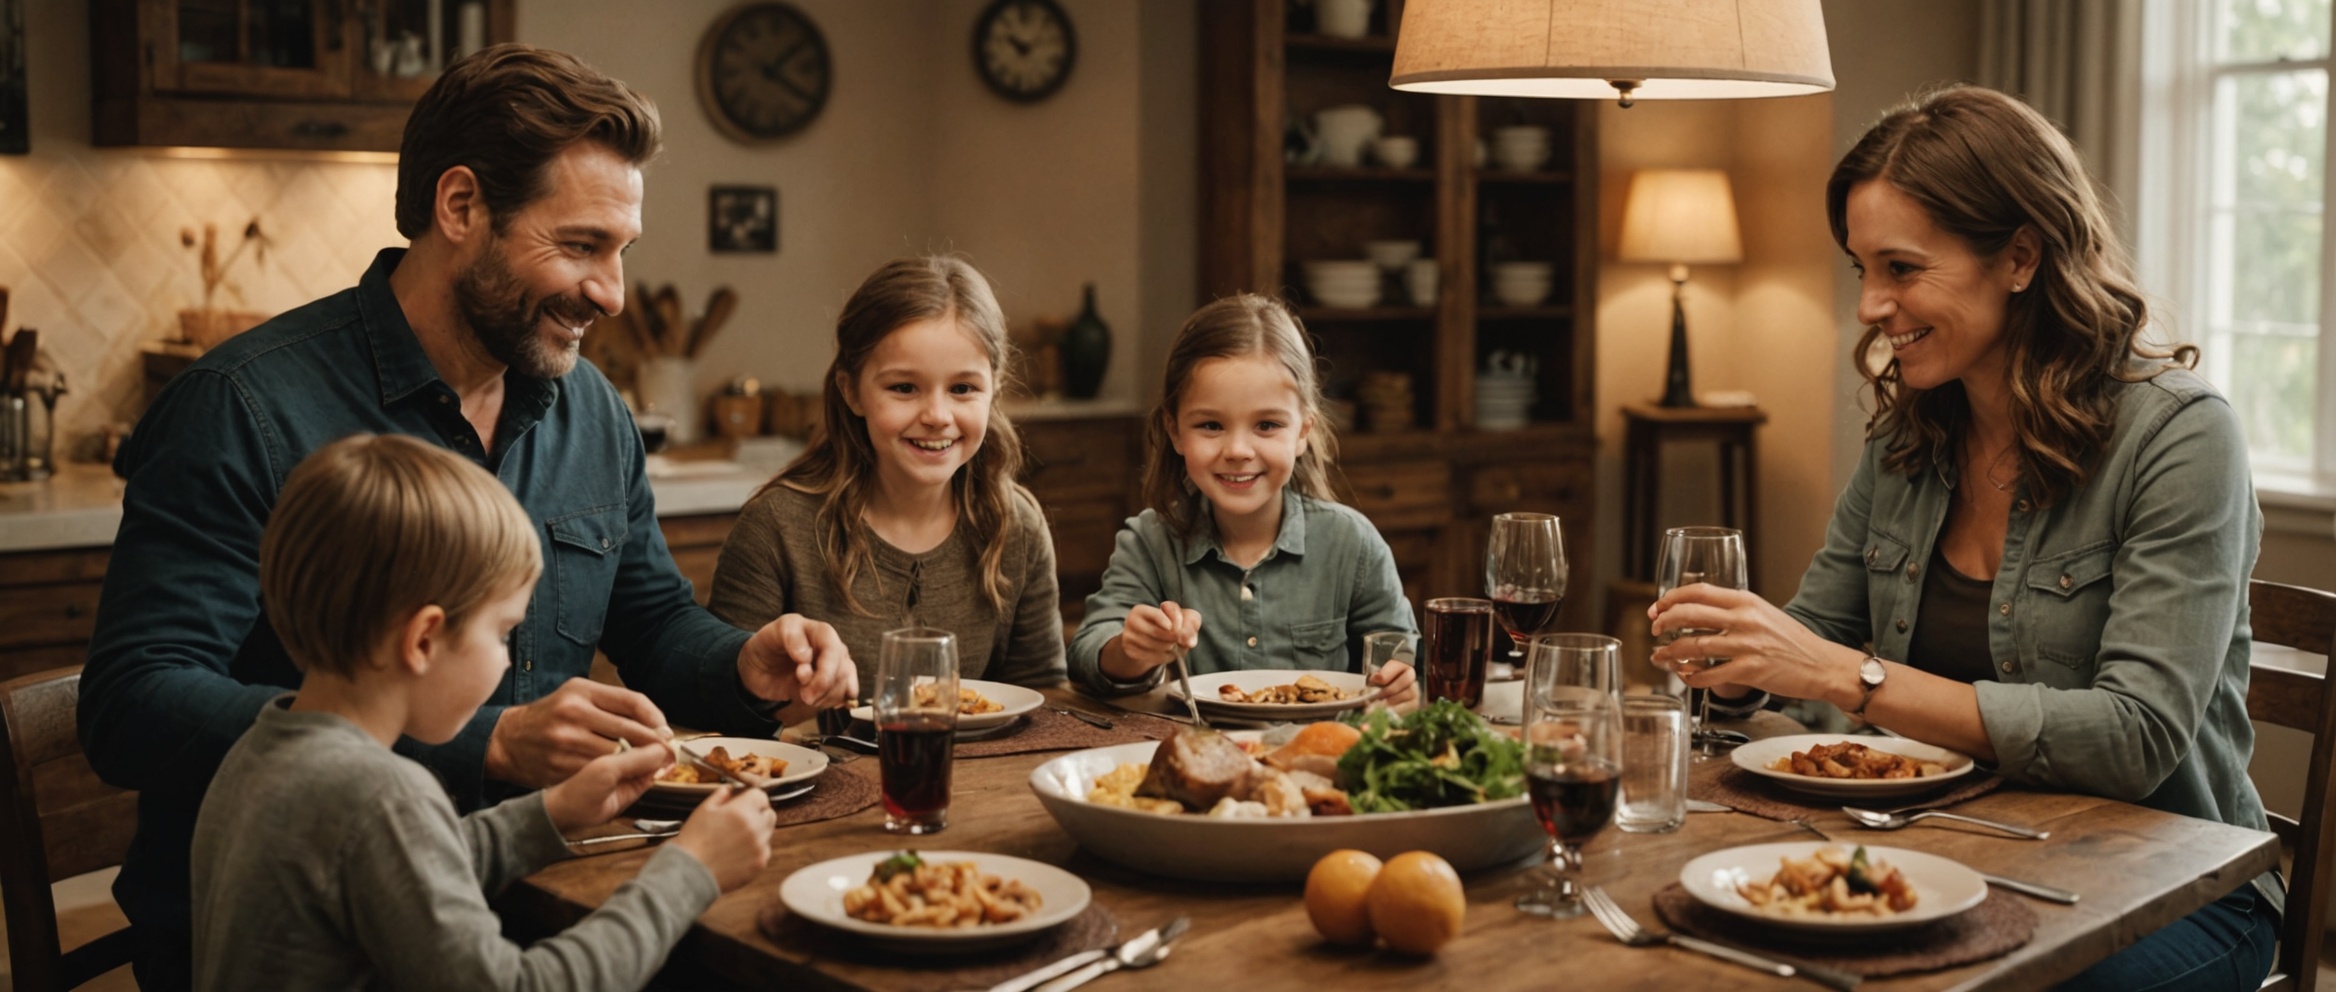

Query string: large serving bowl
1028 739 1546 882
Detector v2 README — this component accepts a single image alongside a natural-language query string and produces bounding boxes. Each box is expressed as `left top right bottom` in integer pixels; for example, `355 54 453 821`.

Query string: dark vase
1060 283 1112 400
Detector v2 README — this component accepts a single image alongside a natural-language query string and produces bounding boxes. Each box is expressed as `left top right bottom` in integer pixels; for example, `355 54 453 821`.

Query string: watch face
698 2 831 142
974 0 1075 102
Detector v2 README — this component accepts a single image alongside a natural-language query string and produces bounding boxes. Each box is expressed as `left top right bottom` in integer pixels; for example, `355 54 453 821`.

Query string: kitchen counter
0 438 803 555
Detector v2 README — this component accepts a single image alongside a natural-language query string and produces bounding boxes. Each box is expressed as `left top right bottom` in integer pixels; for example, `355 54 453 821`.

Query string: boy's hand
1367 659 1418 706
542 742 673 833
1099 602 1202 681
739 614 857 713
670 785 776 893
487 678 670 789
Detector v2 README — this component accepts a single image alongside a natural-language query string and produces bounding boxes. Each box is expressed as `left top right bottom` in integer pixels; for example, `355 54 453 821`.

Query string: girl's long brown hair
1140 294 1340 538
1828 85 2195 507
771 256 1028 613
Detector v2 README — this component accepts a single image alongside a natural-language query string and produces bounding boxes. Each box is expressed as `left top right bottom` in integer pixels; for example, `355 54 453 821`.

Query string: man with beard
78 45 854 990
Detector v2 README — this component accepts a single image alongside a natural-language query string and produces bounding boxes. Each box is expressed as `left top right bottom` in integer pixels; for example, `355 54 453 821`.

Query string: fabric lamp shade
1389 0 1834 104
1618 169 1742 266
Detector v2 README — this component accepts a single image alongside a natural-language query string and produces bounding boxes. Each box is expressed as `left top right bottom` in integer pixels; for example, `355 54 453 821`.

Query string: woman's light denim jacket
1783 367 2270 852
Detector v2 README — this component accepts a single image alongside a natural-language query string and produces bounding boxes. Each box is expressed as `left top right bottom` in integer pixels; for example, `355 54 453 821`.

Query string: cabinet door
149 0 353 100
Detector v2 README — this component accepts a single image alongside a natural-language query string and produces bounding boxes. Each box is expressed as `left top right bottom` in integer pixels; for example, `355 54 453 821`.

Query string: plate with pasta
777 850 1090 951
1731 734 1976 799
1680 842 1987 934
646 738 827 797
848 679 1046 732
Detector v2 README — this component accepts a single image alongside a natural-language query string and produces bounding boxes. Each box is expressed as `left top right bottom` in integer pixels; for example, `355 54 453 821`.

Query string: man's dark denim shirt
78 248 769 935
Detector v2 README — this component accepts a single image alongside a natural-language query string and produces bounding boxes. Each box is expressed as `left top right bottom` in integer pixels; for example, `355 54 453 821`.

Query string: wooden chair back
2248 579 2336 992
0 667 137 991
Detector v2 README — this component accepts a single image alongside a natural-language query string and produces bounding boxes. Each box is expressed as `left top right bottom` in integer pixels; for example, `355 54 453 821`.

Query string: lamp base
1657 279 1695 407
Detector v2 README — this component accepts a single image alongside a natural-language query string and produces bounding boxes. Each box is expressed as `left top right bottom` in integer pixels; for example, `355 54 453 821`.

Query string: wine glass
1653 526 1749 759
1486 512 1568 667
1515 633 1623 919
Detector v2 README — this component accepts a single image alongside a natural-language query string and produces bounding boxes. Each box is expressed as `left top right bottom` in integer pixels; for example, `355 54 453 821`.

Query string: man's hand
485 677 669 790
740 614 857 711
542 738 674 833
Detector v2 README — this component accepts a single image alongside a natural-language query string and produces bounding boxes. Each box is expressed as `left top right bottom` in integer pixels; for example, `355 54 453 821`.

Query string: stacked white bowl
1488 261 1554 307
1475 372 1536 430
1491 126 1552 171
1363 239 1421 271
1303 260 1382 308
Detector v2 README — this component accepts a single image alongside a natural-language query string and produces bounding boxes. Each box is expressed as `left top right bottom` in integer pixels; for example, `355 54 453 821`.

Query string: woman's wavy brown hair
1140 294 1341 539
770 256 1028 614
1827 85 2194 507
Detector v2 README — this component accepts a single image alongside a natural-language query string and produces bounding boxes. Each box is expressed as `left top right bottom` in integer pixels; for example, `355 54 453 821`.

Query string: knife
673 741 757 791
1034 916 1188 992
985 947 1109 992
1980 872 2080 904
1049 705 1115 730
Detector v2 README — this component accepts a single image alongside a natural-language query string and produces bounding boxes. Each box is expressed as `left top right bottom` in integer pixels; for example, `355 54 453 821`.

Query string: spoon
1841 805 2049 839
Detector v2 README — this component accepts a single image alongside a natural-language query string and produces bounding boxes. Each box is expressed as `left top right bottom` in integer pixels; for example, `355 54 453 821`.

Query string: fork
1582 887 1862 991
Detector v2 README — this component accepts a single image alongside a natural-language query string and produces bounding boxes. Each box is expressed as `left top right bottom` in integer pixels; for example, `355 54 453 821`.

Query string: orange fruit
1304 849 1383 945
1366 851 1465 955
1287 721 1363 757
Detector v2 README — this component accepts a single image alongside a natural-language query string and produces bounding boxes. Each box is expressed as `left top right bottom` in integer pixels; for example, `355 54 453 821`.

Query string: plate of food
1730 734 1976 799
647 737 827 797
848 679 1045 733
1167 669 1373 721
1028 701 1544 881
1680 842 1987 934
778 850 1090 952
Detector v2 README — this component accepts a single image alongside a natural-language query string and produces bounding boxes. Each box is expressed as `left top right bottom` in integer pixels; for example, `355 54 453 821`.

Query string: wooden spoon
688 286 737 358
653 286 685 356
633 280 664 347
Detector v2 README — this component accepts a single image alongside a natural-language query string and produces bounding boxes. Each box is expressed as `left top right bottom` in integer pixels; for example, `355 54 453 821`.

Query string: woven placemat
954 705 1185 759
1693 763 2005 821
626 768 879 827
757 893 1118 987
1651 883 2036 977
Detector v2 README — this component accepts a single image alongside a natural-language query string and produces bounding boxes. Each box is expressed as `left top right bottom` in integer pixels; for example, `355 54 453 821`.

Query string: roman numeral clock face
974 0 1076 102
696 2 831 143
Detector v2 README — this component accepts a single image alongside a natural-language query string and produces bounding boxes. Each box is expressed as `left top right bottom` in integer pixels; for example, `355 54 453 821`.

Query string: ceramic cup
1405 258 1440 306
1316 0 1373 38
1314 105 1384 168
1371 135 1420 169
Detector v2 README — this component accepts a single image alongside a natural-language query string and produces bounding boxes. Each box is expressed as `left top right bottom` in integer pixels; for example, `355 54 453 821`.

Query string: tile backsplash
0 150 401 458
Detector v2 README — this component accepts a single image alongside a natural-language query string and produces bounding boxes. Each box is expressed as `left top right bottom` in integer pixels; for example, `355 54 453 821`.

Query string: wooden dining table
500 688 2279 991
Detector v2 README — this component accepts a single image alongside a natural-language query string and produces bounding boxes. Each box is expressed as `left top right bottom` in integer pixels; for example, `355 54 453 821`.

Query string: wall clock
972 0 1076 103
695 2 831 143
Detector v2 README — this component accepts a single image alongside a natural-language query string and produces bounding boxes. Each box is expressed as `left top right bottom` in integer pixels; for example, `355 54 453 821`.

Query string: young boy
189 434 776 991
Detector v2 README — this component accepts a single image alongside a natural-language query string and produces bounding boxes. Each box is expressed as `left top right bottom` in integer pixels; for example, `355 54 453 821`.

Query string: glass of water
1617 694 1689 833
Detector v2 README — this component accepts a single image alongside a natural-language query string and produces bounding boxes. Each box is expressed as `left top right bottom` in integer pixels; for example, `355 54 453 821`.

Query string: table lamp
1389 0 1833 107
1618 168 1742 407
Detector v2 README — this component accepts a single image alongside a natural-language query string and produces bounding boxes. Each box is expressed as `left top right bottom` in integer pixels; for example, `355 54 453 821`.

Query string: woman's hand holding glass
1646 583 1866 711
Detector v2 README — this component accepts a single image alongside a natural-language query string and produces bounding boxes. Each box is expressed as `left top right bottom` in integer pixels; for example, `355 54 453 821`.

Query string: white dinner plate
1680 842 1988 934
848 679 1046 732
1027 737 1545 881
778 850 1090 952
647 738 827 797
1168 669 1373 721
1730 734 1976 800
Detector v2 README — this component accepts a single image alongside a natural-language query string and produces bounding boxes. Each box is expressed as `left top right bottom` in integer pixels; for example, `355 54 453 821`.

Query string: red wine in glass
878 714 955 830
1493 590 1564 647
1528 763 1619 844
1423 597 1495 708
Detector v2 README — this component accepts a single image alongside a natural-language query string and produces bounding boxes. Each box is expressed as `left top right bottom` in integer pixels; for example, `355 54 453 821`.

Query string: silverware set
988 917 1189 992
1583 886 1861 990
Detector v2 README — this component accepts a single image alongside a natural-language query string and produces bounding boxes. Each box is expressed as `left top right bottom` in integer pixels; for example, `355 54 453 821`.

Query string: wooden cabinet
1016 416 1141 622
660 512 736 606
92 0 515 151
0 547 109 683
1201 0 1599 630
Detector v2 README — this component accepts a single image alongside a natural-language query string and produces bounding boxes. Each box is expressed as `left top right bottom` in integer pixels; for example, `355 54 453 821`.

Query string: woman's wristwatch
1847 655 1888 725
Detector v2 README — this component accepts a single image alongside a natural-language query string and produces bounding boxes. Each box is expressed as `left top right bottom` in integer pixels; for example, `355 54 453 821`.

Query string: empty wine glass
1487 512 1568 663
1515 633 1623 919
1653 526 1749 759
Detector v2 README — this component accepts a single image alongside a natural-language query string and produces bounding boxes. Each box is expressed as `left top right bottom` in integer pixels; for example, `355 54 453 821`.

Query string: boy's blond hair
260 434 542 677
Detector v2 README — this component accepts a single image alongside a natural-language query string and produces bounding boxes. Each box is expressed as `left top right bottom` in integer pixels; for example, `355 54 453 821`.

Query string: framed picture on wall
708 185 777 253
0 0 26 155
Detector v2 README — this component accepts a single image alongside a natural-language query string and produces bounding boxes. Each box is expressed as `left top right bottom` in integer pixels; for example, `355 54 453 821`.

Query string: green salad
1334 700 1526 813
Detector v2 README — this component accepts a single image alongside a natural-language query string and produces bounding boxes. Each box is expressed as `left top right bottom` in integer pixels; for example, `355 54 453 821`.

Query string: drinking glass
1654 526 1749 758
875 627 958 834
1616 694 1689 833
1515 634 1623 918
1486 512 1568 661
1421 598 1495 708
1362 630 1415 708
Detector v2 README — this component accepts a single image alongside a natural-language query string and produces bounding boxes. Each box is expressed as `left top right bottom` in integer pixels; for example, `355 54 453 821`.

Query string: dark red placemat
1651 882 2037 977
757 894 1118 988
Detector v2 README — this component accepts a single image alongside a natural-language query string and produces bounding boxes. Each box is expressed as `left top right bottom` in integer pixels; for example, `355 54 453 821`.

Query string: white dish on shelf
1363 239 1423 270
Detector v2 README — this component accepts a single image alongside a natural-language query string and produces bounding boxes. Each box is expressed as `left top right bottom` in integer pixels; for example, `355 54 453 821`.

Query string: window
2141 0 2333 491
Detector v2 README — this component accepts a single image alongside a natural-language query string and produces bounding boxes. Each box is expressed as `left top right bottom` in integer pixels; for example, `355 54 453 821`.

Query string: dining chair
0 666 138 991
2247 579 2336 992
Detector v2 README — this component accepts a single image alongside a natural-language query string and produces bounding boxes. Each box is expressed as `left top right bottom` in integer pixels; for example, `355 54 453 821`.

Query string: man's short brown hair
394 43 661 239
260 434 542 676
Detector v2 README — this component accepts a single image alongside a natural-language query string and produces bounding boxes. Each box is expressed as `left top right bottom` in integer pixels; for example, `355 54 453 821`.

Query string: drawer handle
64 603 84 619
